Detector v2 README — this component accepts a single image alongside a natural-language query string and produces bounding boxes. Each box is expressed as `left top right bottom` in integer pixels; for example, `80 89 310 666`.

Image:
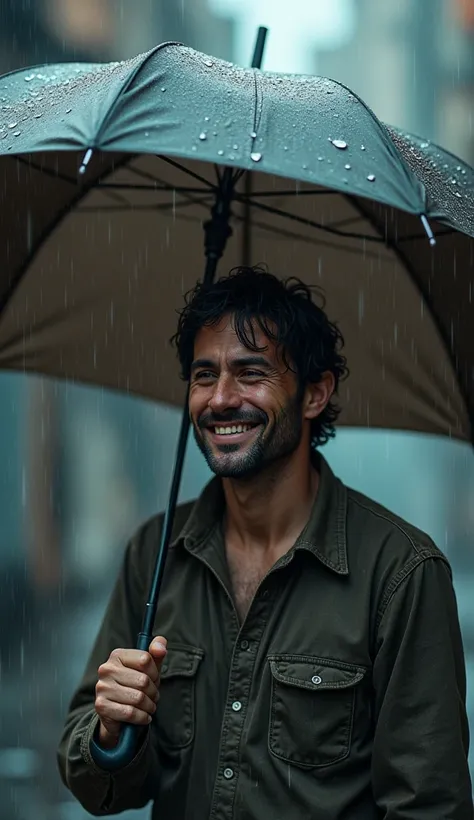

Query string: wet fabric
58 456 473 819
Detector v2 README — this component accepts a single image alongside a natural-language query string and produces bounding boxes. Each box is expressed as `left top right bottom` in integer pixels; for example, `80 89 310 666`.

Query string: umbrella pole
91 28 268 773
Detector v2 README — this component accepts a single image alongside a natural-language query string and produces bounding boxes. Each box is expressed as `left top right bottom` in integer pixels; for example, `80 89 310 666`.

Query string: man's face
188 316 305 478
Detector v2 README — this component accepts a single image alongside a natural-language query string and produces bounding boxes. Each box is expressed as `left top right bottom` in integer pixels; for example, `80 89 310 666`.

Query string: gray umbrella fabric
0 42 473 443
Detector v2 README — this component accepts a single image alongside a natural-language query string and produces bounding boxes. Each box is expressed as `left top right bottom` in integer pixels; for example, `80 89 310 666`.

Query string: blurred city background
0 1 473 818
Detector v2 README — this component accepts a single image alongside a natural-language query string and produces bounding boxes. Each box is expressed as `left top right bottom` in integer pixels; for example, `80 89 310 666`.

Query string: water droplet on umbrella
204 116 210 122
0 132 7 139
34 113 42 118
13 131 21 136
199 132 207 140
284 146 288 151
367 174 376 182
331 139 347 149
65 108 72 114
251 152 262 162
224 119 232 127
8 122 17 129
302 163 308 169
250 131 257 138
455 191 462 198
317 156 323 161
217 149 224 156
361 145 366 151
161 87 166 92
205 60 213 67
345 164 351 170
420 141 429 148
233 144 238 150
24 75 34 82
191 145 197 151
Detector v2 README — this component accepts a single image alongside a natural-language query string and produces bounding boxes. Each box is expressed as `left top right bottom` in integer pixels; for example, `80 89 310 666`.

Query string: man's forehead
194 316 273 354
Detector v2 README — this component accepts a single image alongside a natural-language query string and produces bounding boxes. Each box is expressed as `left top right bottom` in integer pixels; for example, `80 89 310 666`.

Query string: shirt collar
173 453 349 576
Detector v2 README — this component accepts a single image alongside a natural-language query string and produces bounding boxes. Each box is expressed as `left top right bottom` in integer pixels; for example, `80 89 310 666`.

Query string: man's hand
95 636 167 748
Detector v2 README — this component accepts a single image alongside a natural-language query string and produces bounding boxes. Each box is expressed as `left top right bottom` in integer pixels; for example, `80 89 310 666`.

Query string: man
58 266 473 819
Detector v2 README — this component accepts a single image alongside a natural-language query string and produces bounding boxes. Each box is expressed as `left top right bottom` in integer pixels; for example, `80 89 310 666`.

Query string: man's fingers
97 683 157 716
149 636 168 675
96 695 153 727
98 666 158 701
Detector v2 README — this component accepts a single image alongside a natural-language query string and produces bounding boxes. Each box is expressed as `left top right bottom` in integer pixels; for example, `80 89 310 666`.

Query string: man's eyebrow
233 356 272 369
191 358 215 373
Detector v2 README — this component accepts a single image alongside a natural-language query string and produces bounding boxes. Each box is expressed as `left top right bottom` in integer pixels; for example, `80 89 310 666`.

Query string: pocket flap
268 655 365 691
160 643 204 679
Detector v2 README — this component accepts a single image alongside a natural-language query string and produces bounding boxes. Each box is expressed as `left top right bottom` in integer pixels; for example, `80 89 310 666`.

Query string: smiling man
58 266 473 819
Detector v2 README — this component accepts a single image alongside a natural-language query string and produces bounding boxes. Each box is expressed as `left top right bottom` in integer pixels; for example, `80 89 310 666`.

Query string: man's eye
241 369 263 379
194 371 215 381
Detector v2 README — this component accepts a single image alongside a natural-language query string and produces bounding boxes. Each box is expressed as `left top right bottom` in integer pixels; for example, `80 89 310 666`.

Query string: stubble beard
193 394 304 479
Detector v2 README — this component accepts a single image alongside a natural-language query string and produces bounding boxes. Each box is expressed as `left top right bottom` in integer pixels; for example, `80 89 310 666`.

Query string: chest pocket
155 643 204 749
268 654 366 768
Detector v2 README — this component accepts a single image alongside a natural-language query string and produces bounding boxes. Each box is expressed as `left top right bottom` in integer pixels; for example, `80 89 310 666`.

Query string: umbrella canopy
0 42 473 444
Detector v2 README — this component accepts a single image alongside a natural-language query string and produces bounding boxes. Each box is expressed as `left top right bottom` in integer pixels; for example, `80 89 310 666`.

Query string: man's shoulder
345 484 448 567
133 499 196 552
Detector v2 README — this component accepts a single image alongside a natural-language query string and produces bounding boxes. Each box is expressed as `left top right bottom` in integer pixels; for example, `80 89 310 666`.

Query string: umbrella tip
79 148 93 176
420 214 436 247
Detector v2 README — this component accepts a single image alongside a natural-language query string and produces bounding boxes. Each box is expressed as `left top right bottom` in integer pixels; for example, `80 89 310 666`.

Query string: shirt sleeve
371 553 473 819
57 522 161 816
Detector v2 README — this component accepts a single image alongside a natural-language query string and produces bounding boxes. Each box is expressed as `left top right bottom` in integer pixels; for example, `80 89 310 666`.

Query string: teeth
214 424 252 435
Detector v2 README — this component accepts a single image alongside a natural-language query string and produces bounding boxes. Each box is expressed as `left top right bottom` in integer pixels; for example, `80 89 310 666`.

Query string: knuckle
122 704 135 721
110 648 123 660
95 695 106 711
133 688 146 705
136 674 149 690
95 679 107 694
137 653 150 668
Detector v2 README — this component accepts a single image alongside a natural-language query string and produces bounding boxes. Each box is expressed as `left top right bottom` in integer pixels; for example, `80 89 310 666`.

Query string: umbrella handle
89 631 151 772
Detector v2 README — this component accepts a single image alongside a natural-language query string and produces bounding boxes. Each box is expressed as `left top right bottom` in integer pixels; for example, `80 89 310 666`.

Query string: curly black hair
172 265 348 448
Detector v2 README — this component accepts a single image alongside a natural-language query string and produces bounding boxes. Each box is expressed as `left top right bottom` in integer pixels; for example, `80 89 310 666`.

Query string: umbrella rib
158 155 217 189
15 155 78 186
77 196 215 213
96 182 213 193
240 194 384 243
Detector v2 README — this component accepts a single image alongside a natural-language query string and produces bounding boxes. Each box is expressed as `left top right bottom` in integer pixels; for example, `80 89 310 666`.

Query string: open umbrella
0 34 473 769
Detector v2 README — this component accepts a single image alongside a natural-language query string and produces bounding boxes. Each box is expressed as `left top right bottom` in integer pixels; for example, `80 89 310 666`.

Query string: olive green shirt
58 455 473 818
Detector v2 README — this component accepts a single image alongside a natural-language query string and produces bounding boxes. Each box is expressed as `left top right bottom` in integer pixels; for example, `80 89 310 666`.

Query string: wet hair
172 265 348 447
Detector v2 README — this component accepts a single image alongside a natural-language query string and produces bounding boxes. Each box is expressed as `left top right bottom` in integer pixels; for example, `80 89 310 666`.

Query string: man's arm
372 552 473 818
57 521 161 816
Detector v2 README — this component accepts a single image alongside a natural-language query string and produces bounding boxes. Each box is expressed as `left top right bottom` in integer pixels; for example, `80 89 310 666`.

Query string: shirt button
223 767 234 780
312 675 322 685
232 701 242 712
240 640 249 650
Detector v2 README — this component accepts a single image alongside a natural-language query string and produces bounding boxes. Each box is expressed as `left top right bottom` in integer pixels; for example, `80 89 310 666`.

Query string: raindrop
34 112 42 118
7 122 17 129
250 131 257 139
204 116 210 122
24 75 34 82
344 164 351 170
65 108 72 114
250 152 262 162
331 139 347 149
199 132 207 140
367 174 376 182
361 145 366 151
420 142 429 149
302 163 308 170
0 132 7 140
217 149 224 156
161 87 166 92
204 60 213 67
454 191 462 198
284 146 288 151
224 119 232 128
232 144 238 150
317 156 324 161
13 131 21 137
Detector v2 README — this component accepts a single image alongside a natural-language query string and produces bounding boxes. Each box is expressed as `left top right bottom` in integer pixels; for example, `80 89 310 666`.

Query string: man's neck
222 454 319 555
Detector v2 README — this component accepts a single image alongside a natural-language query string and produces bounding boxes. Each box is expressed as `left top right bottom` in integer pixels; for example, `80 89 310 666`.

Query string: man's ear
303 372 336 420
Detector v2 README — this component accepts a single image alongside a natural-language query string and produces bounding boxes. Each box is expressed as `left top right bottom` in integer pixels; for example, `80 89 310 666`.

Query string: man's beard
192 393 304 479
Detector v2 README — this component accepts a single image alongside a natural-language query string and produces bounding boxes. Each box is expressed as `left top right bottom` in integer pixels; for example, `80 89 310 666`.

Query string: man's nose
208 374 241 413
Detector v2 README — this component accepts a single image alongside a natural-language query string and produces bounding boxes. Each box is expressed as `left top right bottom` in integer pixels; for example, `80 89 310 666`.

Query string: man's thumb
149 636 167 659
